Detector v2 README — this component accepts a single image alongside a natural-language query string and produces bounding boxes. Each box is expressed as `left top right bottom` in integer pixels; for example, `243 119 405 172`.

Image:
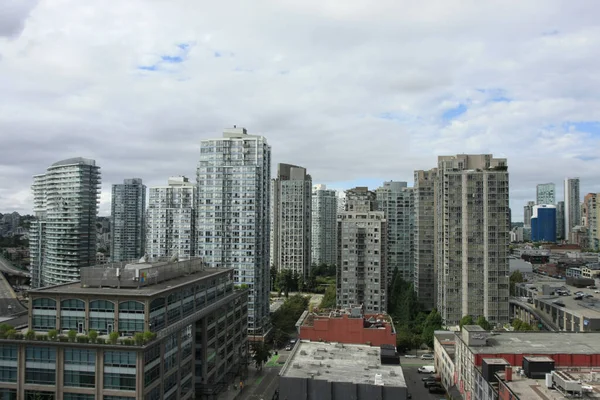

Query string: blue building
531 205 557 242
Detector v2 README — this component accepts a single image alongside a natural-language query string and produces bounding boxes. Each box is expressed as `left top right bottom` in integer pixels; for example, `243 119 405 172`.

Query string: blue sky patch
576 155 599 161
138 65 157 71
565 121 600 135
214 51 221 57
442 104 467 120
161 55 183 63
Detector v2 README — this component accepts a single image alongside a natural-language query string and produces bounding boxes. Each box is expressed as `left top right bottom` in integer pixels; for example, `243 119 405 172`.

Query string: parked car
404 354 417 358
424 381 442 388
418 366 436 374
272 389 279 400
429 385 446 394
585 294 594 298
422 376 438 382
595 290 600 294
421 353 434 360
285 345 292 351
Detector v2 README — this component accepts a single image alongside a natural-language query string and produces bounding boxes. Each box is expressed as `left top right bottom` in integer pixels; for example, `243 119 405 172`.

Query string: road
510 297 558 331
0 255 29 277
402 358 447 400
0 272 26 316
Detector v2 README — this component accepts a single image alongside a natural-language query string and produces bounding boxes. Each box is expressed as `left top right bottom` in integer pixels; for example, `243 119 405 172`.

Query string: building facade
375 181 414 282
523 201 535 227
111 178 146 262
530 205 556 243
584 193 599 250
0 258 247 400
564 178 581 240
413 169 436 311
29 158 101 288
270 164 311 277
435 155 510 326
146 177 195 261
311 184 338 266
556 201 565 240
536 183 555 205
337 187 387 313
196 127 271 339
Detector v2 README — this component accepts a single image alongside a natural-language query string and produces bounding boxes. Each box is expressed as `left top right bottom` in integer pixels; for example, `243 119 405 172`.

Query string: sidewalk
217 354 283 400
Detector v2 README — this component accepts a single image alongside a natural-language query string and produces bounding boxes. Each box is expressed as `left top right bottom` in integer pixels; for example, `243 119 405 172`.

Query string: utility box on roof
523 356 555 379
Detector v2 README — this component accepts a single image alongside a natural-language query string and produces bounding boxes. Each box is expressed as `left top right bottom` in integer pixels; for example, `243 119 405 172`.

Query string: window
61 299 85 310
105 397 135 400
90 300 115 312
89 300 115 334
0 345 17 361
64 394 94 400
33 298 56 309
104 351 136 367
25 368 55 385
145 387 160 400
104 373 136 391
0 366 17 383
0 389 16 400
144 363 160 387
64 348 96 388
149 298 165 331
25 391 54 400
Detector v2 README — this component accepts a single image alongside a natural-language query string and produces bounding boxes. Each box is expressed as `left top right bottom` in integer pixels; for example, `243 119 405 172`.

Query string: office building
270 164 312 277
536 183 555 205
584 193 599 250
375 181 414 282
564 178 581 240
434 155 510 326
337 187 387 313
196 127 271 340
311 184 338 266
29 158 101 288
413 169 436 311
0 257 248 400
146 177 195 261
523 201 535 226
556 201 565 240
110 178 146 262
530 205 556 243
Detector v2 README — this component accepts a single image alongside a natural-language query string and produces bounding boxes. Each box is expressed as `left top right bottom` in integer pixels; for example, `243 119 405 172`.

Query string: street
401 358 448 400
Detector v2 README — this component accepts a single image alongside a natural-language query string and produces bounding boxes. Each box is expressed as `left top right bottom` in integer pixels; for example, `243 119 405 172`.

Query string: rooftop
301 308 393 327
462 331 600 354
281 341 406 388
500 370 600 399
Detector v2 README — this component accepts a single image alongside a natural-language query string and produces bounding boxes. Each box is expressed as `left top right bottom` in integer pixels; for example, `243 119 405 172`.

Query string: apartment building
413 169 436 311
270 164 312 277
375 181 414 282
564 178 581 240
584 193 599 250
536 183 555 205
0 257 248 400
311 184 338 266
196 127 271 340
557 201 565 240
30 158 101 288
111 178 146 262
146 177 195 261
434 155 510 326
523 201 535 227
337 187 387 313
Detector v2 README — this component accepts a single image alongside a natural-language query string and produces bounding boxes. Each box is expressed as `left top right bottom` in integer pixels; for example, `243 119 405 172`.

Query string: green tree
270 266 279 291
297 275 305 293
25 330 35 340
134 332 144 345
395 327 414 353
510 270 524 296
272 294 310 333
305 272 317 292
319 285 336 309
251 342 272 372
476 316 492 330
143 331 157 343
421 309 443 348
88 330 98 343
109 331 119 344
5 329 16 339
277 269 295 297
459 315 474 330
47 329 58 341
68 330 77 342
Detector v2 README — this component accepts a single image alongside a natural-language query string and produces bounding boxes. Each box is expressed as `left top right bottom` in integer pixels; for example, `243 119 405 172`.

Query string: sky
1 0 600 221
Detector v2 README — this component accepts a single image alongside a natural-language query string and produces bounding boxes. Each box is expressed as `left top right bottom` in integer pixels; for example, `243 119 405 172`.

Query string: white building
536 182 555 205
270 163 312 277
311 184 338 266
564 177 581 240
146 176 195 260
110 178 146 262
196 127 271 339
414 169 436 311
29 158 101 288
337 187 387 313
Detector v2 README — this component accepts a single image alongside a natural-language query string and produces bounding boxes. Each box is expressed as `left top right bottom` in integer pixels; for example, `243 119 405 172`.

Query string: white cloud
0 0 600 219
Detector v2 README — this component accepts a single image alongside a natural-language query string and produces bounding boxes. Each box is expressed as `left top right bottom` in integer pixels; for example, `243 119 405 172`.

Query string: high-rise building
584 193 599 250
196 127 271 339
270 163 312 277
110 178 146 262
523 201 535 226
413 169 436 311
564 178 581 240
311 184 338 266
337 187 387 313
536 183 556 205
434 155 510 326
375 181 414 282
531 205 557 242
556 201 565 240
29 158 101 288
146 176 195 260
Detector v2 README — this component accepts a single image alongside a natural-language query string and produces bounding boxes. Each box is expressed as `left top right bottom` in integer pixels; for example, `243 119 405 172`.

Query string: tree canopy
510 270 524 296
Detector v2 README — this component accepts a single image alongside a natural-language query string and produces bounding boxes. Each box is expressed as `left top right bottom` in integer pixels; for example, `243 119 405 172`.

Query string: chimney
505 366 513 382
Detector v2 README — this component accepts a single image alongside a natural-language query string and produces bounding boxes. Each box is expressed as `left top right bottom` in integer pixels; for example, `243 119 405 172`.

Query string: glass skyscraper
110 178 146 262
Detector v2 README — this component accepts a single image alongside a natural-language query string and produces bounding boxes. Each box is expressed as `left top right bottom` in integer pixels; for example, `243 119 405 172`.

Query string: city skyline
1 2 600 221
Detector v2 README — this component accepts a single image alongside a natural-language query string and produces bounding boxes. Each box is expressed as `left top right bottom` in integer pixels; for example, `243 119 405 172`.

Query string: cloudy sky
1 0 599 220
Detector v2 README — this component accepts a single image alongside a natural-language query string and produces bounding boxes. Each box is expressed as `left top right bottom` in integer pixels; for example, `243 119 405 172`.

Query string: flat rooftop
519 279 600 319
500 371 600 399
462 331 600 355
30 267 231 297
281 341 406 387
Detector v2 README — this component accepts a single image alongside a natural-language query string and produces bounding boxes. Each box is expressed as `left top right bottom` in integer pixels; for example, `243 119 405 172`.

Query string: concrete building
30 158 101 288
530 205 556 243
146 177 195 261
413 170 436 310
279 341 409 400
311 184 338 266
584 193 599 250
434 155 510 326
196 127 271 340
557 201 565 240
564 178 581 240
375 181 414 282
0 257 248 400
337 187 387 313
110 178 146 262
433 331 457 396
270 164 312 277
298 307 396 347
536 183 555 205
523 201 535 227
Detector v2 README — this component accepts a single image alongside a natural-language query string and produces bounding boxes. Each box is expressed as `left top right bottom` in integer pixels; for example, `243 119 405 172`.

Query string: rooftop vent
300 350 307 355
292 363 302 369
314 355 324 360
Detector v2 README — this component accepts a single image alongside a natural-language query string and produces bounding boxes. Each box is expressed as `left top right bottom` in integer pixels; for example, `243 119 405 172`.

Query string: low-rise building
298 308 396 347
581 263 600 280
433 331 457 393
279 341 409 400
0 257 248 400
566 267 583 279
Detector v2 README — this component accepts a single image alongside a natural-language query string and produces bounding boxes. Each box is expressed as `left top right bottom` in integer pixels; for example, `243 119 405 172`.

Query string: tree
143 331 157 343
476 316 492 330
134 332 145 345
270 266 279 291
68 330 77 342
395 327 414 353
273 328 289 349
109 331 119 344
277 270 295 297
459 315 474 330
422 309 443 348
88 330 98 343
251 342 272 372
5 329 16 339
25 330 35 340
319 285 336 309
272 294 310 333
47 329 58 341
297 275 305 293
510 270 524 296
411 334 422 355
